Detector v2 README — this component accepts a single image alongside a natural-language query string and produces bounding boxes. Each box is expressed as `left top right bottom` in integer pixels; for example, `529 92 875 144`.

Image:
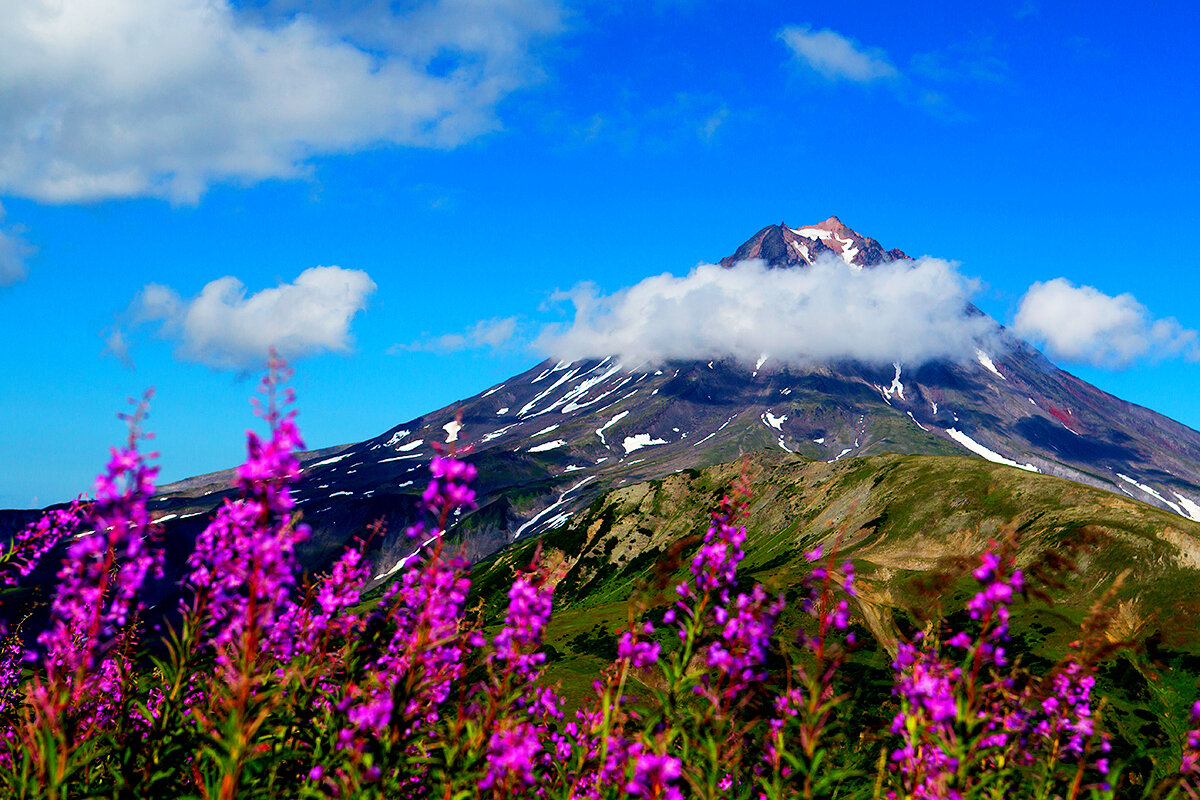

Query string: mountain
125 217 1200 582
8 217 1200 586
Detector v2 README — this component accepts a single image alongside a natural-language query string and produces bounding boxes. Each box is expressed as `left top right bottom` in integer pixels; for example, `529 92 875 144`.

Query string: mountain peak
718 217 908 270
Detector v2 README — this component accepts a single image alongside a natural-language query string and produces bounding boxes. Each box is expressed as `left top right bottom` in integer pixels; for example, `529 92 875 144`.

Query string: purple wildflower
618 621 661 669
1184 699 1200 774
480 722 542 790
0 500 87 590
626 750 684 799
33 391 163 728
184 357 310 673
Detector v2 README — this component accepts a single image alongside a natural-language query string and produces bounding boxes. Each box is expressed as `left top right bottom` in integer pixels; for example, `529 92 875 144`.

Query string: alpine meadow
2 2 1199 799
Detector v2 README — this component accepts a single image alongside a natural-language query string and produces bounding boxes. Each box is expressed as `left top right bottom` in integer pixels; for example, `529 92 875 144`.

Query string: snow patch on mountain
529 439 566 453
596 411 629 445
834 232 860 265
792 227 833 241
307 453 350 470
1172 492 1200 522
882 362 905 401
514 476 597 540
558 361 625 413
692 414 738 447
762 411 788 431
623 433 668 453
379 454 423 463
976 350 1006 380
1117 474 1183 516
518 366 581 416
946 428 1039 472
481 425 515 443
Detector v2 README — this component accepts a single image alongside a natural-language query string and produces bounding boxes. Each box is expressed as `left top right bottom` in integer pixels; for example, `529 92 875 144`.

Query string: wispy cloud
0 0 563 204
698 106 729 142
778 24 1009 120
910 40 1009 85
118 266 376 370
536 256 997 367
778 25 899 83
393 316 521 354
562 93 732 151
0 216 33 287
1014 278 1199 368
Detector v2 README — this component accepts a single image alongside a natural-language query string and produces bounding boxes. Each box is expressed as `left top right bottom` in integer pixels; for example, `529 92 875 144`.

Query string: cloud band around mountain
536 256 997 367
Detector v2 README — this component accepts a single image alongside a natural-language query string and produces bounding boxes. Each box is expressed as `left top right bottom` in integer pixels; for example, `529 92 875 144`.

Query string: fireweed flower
617 621 661 669
0 500 87 591
184 358 310 673
626 750 684 799
337 452 477 753
33 392 163 727
0 636 25 716
471 559 563 792
1181 700 1200 774
273 541 374 664
668 480 753 650
704 583 784 695
888 546 1027 799
479 722 541 790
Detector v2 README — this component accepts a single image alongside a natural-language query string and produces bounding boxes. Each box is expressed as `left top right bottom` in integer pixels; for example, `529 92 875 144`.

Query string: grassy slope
470 450 1200 783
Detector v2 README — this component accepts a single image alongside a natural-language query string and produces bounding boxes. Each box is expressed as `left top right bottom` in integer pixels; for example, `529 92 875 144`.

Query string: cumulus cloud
536 257 997 367
127 266 376 369
393 316 521 353
0 0 562 203
1014 278 1200 368
779 25 899 83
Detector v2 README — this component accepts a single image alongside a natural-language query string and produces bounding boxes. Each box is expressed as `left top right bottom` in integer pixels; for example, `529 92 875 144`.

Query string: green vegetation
471 449 1200 787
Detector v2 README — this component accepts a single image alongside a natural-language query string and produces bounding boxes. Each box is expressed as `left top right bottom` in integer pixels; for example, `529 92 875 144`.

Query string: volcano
42 218 1200 581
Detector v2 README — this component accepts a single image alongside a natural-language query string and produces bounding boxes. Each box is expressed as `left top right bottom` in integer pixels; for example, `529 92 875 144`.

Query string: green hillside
470 450 1200 786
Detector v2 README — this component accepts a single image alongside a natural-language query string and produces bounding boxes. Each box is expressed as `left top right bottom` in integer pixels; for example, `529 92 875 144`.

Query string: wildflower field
2 360 1200 799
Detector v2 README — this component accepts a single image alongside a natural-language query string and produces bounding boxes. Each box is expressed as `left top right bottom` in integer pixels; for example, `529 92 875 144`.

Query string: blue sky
1 0 1198 507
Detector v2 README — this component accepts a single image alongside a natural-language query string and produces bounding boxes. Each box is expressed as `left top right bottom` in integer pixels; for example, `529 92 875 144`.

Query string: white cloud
131 266 376 369
779 25 899 83
395 316 520 353
536 256 997 367
0 0 562 203
102 327 133 368
1014 278 1199 368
